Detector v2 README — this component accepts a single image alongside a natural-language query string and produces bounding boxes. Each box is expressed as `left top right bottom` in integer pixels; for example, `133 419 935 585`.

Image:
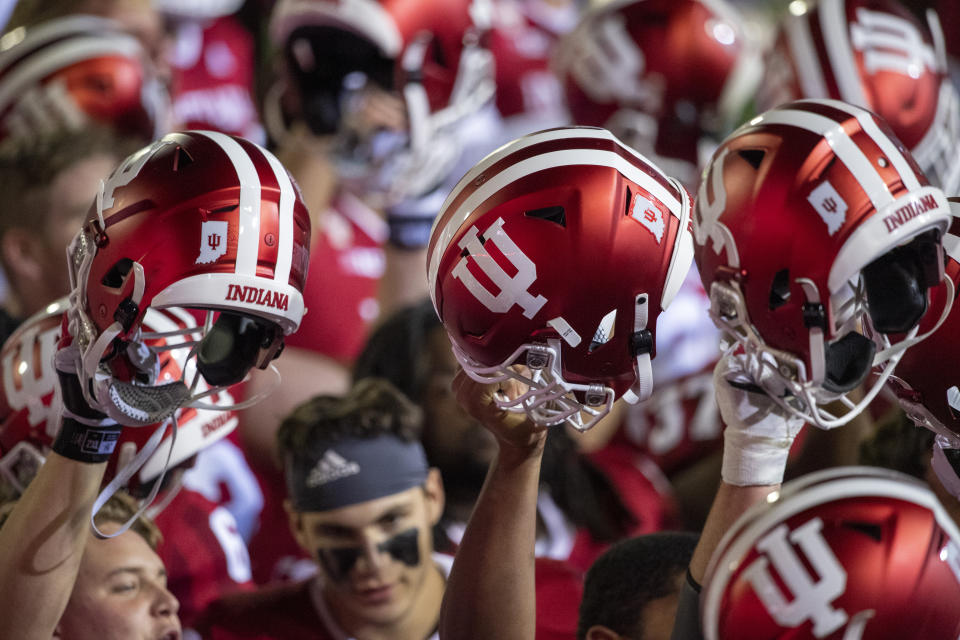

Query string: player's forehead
81 524 164 581
301 485 424 531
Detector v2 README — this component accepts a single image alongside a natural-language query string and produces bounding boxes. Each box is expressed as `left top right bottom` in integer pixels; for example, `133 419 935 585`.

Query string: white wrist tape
722 426 796 486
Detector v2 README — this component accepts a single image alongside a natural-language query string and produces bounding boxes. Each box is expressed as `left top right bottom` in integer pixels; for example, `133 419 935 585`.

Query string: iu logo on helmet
2 329 60 435
198 220 229 264
695 148 740 267
452 217 547 320
808 181 848 236
568 13 661 109
850 8 937 76
743 518 876 639
631 192 665 244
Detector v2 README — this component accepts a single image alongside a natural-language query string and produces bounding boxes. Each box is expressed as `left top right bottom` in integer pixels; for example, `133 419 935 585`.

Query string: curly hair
0 490 162 550
578 531 698 640
0 126 138 237
276 377 424 461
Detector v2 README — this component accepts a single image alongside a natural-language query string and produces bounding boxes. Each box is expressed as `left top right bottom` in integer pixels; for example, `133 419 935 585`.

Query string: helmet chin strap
622 293 653 405
711 272 955 430
90 415 175 539
450 338 615 432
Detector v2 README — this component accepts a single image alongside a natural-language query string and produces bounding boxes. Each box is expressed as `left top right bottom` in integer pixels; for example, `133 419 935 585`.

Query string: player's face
293 471 445 627
638 571 685 640
56 522 181 640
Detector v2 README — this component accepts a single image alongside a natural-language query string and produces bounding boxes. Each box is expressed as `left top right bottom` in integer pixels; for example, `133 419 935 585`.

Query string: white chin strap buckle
623 293 653 405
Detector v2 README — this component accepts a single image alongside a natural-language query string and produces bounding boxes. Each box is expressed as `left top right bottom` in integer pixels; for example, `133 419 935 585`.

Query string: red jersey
168 16 263 142
246 459 314 585
153 488 255 631
565 444 680 572
197 554 581 639
284 192 387 363
182 438 265 544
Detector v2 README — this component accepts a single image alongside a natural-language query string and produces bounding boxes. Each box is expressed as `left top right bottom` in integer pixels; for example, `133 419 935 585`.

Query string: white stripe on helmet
195 131 262 277
428 144 683 298
259 147 295 285
820 0 868 106
0 15 122 67
0 35 142 113
431 127 675 243
428 128 676 255
784 10 829 98
807 98 921 192
752 105 896 210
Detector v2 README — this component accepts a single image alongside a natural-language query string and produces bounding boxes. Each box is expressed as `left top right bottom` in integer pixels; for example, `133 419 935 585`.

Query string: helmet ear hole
840 521 883 542
101 258 134 288
172 146 194 171
768 268 791 309
737 148 765 169
524 205 566 227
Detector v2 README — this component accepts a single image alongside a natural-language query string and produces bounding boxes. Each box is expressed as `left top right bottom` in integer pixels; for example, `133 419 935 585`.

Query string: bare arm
440 371 547 640
688 480 778 583
671 354 804 639
377 245 430 323
0 453 105 640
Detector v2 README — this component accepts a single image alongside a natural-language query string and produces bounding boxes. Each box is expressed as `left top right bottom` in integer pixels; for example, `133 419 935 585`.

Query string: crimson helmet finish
759 0 960 195
267 0 496 203
702 466 960 639
0 15 169 142
888 202 960 445
554 0 761 189
73 129 311 339
694 99 951 429
0 300 238 500
65 130 311 423
427 126 693 431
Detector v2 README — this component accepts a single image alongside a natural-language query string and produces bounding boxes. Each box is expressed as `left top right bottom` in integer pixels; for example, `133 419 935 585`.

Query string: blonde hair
0 491 162 550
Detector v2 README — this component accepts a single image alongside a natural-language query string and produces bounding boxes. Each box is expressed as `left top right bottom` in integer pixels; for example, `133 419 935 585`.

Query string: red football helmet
0 15 169 142
702 466 960 640
758 0 960 195
266 0 496 204
887 202 960 445
427 126 693 431
65 130 311 426
0 299 238 502
694 99 951 429
553 0 762 189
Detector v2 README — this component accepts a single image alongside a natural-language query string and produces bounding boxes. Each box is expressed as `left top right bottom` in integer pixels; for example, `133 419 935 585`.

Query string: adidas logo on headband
306 450 361 488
